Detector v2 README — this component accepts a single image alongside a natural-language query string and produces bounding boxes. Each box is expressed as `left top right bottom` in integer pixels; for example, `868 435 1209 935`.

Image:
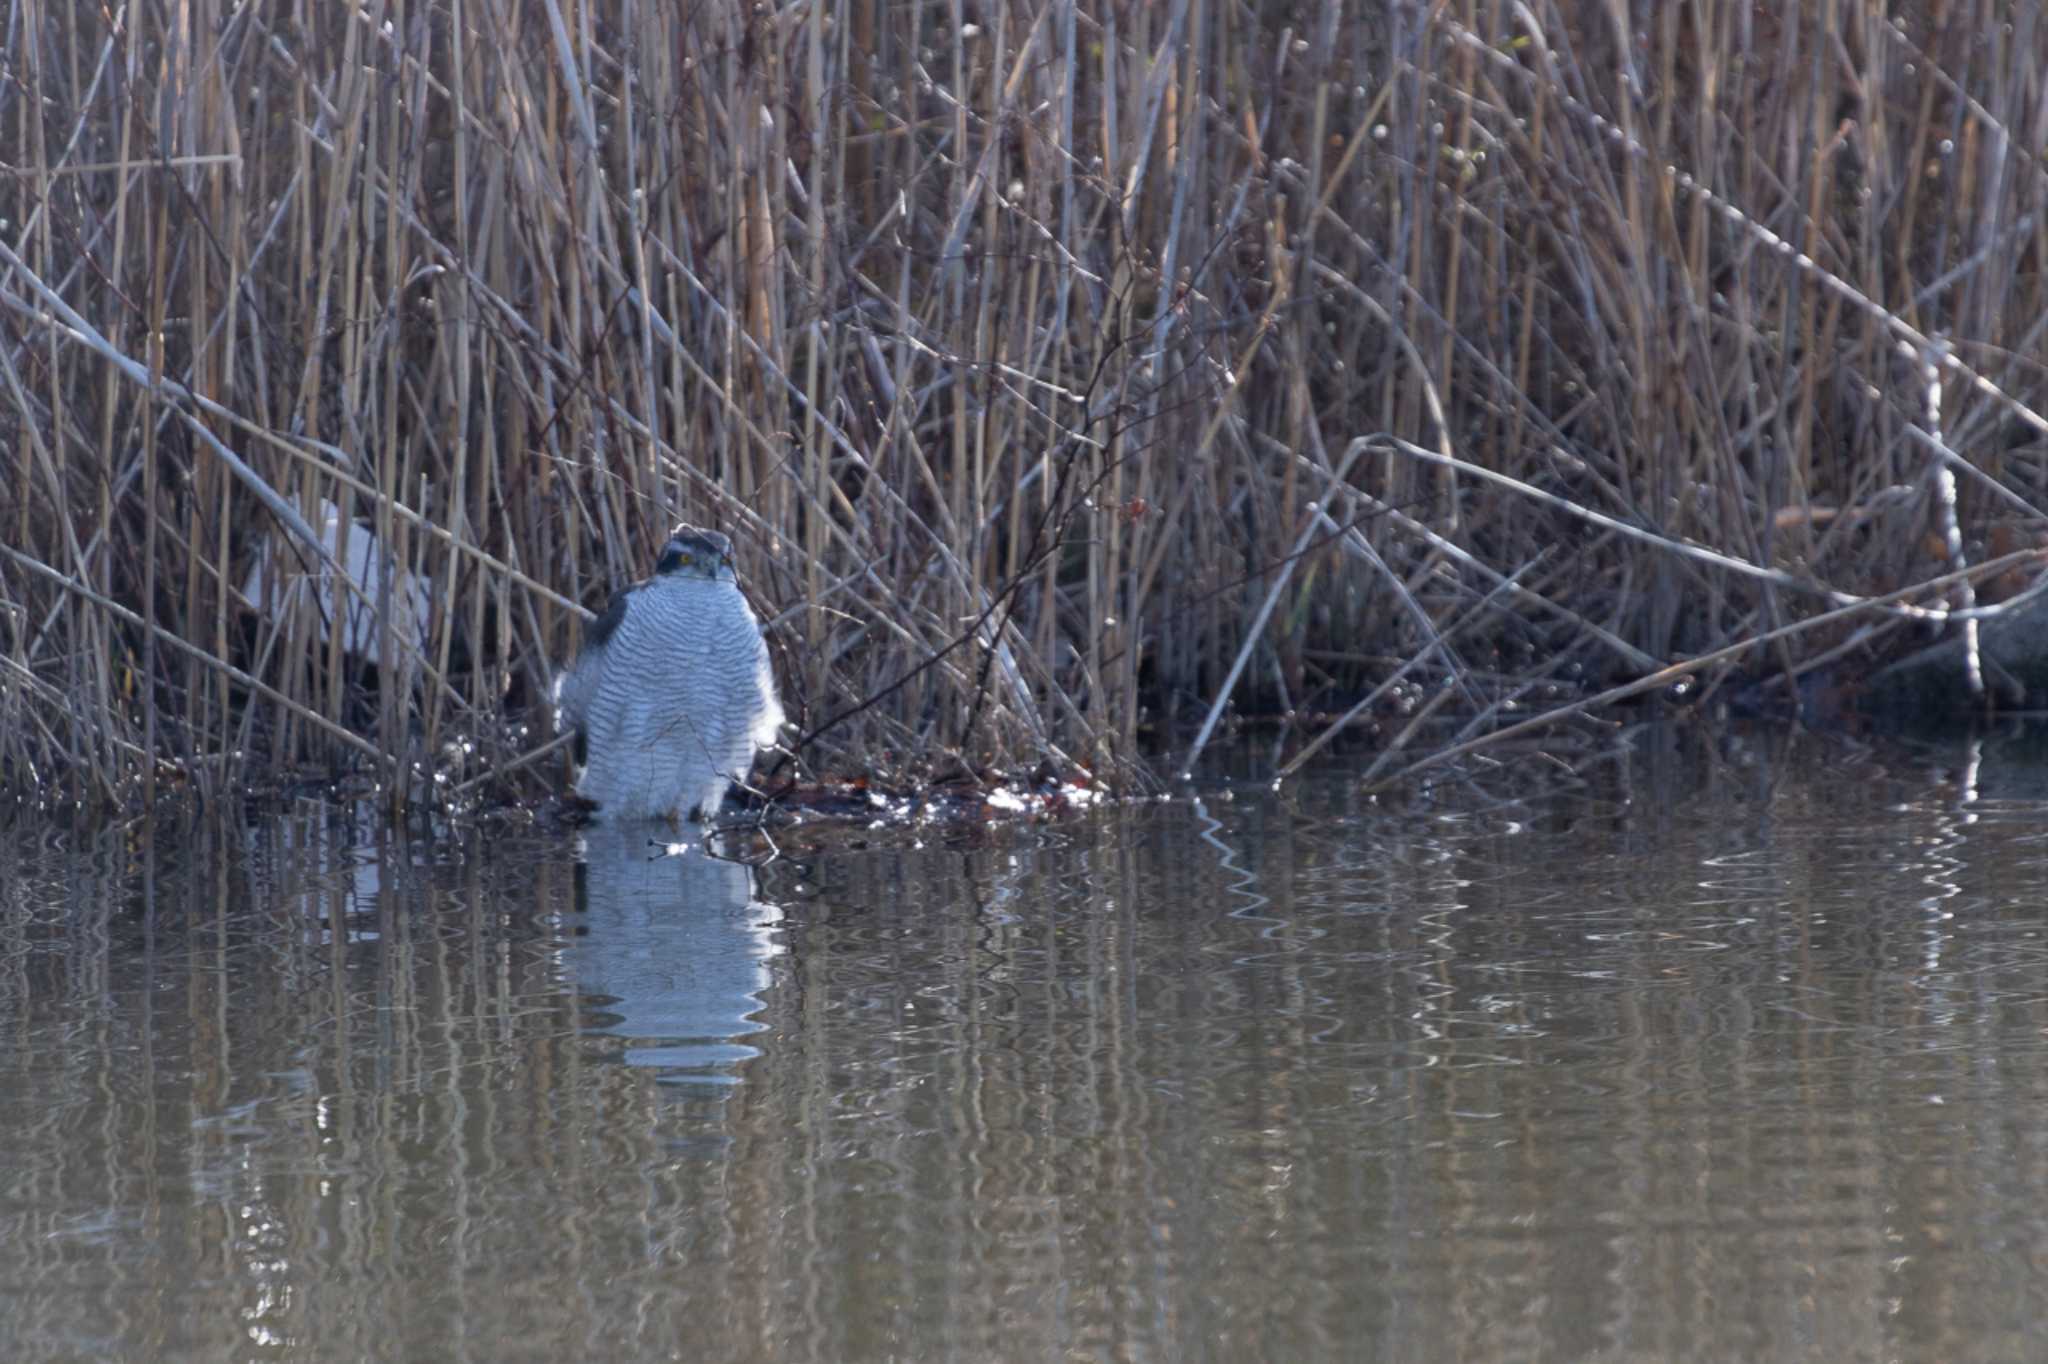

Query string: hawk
554 528 783 821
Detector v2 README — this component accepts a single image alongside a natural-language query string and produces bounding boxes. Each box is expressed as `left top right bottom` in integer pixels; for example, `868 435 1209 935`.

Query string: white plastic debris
241 499 430 667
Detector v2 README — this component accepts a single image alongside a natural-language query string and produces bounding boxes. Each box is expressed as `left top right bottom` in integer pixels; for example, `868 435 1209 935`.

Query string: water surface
8 727 2048 1362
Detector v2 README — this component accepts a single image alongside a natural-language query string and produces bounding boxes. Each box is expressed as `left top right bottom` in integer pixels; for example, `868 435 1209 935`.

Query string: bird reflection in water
565 822 783 1086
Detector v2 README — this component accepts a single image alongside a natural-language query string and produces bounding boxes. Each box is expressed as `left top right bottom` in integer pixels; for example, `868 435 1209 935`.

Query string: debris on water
743 766 1110 833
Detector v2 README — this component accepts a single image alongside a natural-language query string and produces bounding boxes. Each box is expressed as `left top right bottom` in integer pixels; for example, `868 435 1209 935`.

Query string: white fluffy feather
554 556 782 821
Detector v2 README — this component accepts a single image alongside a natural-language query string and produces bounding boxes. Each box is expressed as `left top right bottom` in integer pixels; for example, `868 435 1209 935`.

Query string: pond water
8 725 2048 1362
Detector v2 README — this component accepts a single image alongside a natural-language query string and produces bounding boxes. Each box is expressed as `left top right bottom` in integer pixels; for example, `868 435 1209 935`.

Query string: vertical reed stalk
4 2 2047 813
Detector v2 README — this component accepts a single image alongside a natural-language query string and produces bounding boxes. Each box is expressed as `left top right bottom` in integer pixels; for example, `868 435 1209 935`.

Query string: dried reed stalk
3 2 2046 817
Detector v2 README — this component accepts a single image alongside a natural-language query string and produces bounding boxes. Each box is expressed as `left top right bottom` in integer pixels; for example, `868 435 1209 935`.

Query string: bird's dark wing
584 586 632 654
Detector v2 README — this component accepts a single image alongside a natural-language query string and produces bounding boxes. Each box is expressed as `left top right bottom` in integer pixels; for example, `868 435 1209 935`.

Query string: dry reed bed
3 1 2046 816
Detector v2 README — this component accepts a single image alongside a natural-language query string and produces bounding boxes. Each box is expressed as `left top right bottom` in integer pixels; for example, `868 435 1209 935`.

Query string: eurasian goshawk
554 528 783 821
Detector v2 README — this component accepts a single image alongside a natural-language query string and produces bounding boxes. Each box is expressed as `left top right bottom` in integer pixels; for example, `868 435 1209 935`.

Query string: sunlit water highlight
8 726 2048 1362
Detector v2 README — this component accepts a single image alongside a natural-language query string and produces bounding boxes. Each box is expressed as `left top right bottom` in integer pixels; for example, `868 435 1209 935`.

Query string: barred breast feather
553 574 783 821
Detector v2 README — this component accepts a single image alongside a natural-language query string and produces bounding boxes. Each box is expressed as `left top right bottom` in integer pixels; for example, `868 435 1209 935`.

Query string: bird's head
654 527 737 582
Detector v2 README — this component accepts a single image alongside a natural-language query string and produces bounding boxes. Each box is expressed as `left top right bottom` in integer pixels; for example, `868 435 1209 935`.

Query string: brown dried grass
3 1 2046 816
